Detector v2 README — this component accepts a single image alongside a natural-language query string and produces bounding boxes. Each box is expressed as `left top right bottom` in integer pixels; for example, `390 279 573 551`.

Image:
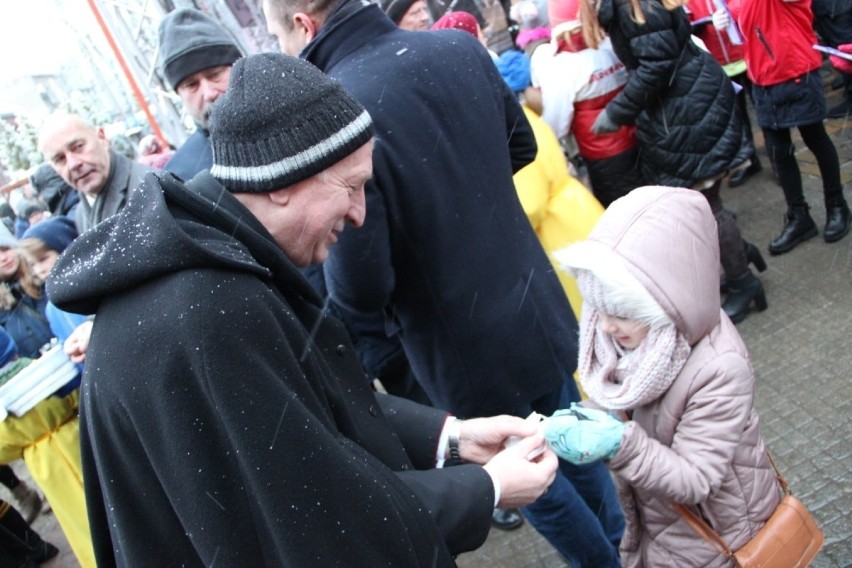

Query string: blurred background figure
431 11 498 58
531 0 644 207
0 234 53 360
14 200 49 239
812 0 852 119
0 497 58 567
29 164 80 221
0 325 94 567
382 0 432 30
686 0 763 188
136 135 174 170
496 47 605 322
510 0 551 55
582 0 766 324
728 0 850 253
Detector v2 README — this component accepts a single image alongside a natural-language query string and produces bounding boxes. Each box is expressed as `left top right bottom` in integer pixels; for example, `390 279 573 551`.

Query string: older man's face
398 0 431 30
236 141 373 267
176 65 232 129
39 117 111 197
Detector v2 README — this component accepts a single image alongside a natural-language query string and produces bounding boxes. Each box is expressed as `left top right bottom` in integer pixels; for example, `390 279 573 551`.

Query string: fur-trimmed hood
556 186 721 345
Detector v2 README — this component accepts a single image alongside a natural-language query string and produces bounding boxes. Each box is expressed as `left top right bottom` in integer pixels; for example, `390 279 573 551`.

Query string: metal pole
86 0 167 142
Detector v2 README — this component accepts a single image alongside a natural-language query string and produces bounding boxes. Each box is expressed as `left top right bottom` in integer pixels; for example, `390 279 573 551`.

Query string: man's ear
293 12 318 44
97 127 110 148
267 187 291 205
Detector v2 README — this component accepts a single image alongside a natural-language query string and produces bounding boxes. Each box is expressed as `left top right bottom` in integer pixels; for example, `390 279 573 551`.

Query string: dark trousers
517 378 624 567
763 123 845 210
702 180 749 280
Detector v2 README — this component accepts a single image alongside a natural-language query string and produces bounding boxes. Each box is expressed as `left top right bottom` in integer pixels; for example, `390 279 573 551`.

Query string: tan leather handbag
674 453 824 568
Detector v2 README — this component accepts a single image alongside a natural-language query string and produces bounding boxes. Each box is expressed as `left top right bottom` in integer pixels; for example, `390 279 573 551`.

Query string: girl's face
598 313 650 349
31 250 59 282
0 248 20 281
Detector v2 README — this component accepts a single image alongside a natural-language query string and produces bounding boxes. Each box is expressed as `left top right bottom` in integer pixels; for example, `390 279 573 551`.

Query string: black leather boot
722 272 767 324
745 241 767 272
823 202 851 243
768 207 817 255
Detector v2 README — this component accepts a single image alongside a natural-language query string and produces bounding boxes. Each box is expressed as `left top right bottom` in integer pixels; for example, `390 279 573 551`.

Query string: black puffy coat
599 0 750 187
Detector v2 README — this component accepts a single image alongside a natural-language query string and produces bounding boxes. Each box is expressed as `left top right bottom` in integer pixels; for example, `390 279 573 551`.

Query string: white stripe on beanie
210 110 372 187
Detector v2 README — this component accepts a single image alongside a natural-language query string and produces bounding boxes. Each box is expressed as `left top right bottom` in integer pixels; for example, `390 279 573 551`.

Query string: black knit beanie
157 9 243 90
209 53 374 193
381 0 419 24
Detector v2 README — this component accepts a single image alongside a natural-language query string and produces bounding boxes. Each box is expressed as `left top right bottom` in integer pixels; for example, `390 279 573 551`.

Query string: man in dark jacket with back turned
48 53 557 567
262 0 625 564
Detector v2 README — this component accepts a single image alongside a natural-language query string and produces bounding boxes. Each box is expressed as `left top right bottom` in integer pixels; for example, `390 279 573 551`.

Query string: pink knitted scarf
577 274 691 411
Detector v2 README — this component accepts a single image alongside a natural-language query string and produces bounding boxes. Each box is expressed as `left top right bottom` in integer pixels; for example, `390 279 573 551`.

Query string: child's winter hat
208 53 373 193
22 216 78 254
431 11 479 36
157 9 243 90
496 50 532 94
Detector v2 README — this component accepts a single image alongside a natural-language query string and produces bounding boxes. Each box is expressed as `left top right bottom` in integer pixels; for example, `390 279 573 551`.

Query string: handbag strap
672 503 735 558
765 449 791 495
673 448 790 557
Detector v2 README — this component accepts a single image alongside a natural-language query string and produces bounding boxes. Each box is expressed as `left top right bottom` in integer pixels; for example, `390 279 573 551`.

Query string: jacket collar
301 0 395 72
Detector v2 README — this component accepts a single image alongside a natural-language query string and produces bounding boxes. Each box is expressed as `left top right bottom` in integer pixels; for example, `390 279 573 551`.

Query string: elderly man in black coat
261 0 626 565
48 54 558 567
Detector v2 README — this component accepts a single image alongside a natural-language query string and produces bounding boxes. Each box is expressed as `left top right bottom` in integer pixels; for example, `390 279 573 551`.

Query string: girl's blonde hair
0 249 42 310
580 0 685 49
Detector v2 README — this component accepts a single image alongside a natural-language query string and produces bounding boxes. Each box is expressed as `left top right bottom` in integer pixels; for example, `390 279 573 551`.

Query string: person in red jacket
530 0 645 207
727 0 850 254
686 0 762 187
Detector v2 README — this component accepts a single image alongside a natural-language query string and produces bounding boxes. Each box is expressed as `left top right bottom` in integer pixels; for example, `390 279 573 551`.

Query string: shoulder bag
674 451 824 568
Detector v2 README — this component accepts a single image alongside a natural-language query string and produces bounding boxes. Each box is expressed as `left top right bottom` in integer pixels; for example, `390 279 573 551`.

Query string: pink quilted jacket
583 187 783 567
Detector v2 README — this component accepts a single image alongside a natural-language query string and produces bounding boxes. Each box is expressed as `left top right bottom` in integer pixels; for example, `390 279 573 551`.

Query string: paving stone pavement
3 69 850 568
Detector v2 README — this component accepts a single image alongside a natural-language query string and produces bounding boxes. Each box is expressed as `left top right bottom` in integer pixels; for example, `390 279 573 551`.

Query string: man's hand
458 415 541 464
590 110 619 134
483 435 558 509
64 320 94 364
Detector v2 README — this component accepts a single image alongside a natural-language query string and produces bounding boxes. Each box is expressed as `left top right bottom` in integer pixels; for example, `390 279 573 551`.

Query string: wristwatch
448 417 463 461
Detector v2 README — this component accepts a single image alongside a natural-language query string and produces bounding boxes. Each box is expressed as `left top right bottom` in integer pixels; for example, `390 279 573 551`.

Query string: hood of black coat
48 171 321 316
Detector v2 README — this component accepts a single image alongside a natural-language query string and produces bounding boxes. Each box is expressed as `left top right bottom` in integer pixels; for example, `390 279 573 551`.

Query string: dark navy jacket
304 0 579 418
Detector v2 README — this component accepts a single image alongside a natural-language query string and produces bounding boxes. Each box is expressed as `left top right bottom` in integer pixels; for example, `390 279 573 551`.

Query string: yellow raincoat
0 389 95 567
513 106 604 322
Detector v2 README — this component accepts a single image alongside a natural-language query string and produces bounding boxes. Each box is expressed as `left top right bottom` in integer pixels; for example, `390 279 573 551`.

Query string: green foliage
0 115 41 172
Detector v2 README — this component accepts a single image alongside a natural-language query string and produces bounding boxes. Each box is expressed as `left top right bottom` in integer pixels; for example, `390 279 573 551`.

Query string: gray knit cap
209 53 373 193
157 9 243 90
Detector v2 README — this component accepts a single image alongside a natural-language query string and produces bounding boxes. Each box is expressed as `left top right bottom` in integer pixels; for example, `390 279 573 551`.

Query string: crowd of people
0 0 847 566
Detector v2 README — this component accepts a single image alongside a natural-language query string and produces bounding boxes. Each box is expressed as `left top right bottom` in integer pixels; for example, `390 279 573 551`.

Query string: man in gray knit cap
48 53 557 566
156 8 243 181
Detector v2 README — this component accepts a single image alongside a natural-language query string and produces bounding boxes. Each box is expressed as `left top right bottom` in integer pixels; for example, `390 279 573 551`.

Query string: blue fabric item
45 302 86 397
0 290 52 359
545 403 626 464
518 379 624 567
0 327 18 367
495 49 531 94
22 216 78 254
164 129 213 181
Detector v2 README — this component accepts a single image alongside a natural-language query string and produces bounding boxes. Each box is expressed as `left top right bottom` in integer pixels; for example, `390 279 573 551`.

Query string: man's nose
200 79 224 101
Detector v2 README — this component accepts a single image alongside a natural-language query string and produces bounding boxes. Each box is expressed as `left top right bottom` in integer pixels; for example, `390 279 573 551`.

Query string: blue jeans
518 379 624 567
